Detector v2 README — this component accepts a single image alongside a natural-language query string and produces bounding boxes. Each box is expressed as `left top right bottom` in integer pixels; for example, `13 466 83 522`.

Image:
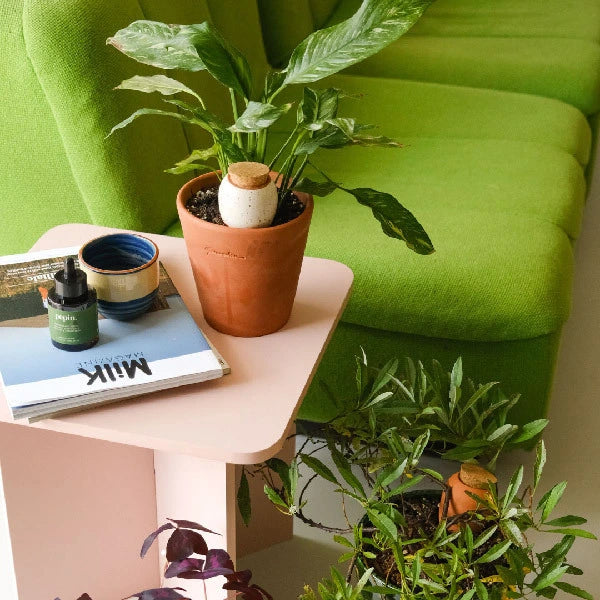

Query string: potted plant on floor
106 0 435 337
56 518 272 600
242 356 595 599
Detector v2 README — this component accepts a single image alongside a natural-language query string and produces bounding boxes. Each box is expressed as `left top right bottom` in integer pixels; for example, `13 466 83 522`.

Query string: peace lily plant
107 0 435 255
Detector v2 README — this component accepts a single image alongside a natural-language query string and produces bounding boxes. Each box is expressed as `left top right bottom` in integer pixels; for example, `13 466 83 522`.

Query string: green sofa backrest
1 0 272 255
257 0 342 67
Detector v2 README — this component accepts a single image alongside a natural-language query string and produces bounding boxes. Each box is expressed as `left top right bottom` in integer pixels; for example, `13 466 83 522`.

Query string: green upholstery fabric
325 0 600 115
331 0 600 41
0 0 90 255
257 0 340 67
22 0 192 236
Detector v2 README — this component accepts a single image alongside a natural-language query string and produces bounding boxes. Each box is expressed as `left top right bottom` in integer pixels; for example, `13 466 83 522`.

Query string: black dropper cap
54 257 88 300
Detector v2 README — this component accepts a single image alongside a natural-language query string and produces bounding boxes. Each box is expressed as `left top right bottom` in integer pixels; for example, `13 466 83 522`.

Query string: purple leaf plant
56 518 270 600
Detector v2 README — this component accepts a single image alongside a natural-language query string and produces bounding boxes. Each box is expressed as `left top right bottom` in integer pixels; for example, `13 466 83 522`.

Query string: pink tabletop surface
0 224 353 463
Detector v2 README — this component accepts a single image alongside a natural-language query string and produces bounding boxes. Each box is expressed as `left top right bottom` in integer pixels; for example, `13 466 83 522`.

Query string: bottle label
48 304 99 346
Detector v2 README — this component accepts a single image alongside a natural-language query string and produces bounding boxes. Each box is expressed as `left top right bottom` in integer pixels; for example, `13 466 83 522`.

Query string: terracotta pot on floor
176 171 314 337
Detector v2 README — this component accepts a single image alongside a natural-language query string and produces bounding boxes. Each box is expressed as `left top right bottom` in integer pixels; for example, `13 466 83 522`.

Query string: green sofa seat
260 0 600 116
167 72 590 424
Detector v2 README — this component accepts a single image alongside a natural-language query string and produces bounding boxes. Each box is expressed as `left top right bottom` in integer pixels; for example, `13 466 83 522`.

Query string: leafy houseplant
56 518 272 600
107 0 435 336
240 356 595 600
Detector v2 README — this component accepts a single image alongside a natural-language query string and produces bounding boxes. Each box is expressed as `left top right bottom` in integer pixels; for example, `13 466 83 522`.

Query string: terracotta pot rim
176 171 313 236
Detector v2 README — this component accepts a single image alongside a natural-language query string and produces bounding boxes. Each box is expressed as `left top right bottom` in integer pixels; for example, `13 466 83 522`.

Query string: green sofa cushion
325 1 600 115
0 0 90 255
331 0 600 42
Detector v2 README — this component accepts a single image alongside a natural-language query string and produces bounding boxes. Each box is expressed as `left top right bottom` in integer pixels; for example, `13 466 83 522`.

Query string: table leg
0 422 159 600
153 433 295 600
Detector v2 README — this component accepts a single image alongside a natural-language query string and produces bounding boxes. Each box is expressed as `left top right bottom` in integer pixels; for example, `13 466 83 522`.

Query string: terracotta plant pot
176 171 314 337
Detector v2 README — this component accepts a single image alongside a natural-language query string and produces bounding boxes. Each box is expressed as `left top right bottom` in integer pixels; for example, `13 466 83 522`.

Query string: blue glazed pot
78 233 159 321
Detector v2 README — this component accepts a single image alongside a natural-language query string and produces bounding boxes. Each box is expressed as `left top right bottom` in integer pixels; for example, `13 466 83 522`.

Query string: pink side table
0 224 353 600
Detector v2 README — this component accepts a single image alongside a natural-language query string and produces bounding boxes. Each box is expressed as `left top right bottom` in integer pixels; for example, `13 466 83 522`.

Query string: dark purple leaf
251 584 273 600
206 549 234 571
165 558 205 578
141 523 175 558
167 519 219 535
166 528 208 561
127 588 189 600
178 567 234 580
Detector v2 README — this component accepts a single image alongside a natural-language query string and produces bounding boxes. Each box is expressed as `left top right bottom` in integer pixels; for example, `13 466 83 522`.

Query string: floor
239 161 600 598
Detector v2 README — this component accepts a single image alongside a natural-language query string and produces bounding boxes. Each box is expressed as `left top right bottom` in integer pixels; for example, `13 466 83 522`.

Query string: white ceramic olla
218 162 278 228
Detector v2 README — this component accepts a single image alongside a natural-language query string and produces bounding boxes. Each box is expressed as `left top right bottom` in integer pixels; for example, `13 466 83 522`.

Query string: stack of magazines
0 246 229 422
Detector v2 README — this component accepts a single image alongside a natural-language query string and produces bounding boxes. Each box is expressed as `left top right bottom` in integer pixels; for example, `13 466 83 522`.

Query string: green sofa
1 0 596 426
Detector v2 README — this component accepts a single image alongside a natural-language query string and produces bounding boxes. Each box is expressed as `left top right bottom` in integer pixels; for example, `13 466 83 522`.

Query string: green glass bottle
48 257 99 351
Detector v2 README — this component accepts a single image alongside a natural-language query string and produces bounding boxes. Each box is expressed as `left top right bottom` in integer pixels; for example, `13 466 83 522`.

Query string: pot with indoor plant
107 0 435 337
243 356 595 600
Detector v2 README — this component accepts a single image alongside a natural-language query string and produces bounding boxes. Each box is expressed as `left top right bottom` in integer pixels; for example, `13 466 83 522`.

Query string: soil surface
370 493 507 586
186 185 305 227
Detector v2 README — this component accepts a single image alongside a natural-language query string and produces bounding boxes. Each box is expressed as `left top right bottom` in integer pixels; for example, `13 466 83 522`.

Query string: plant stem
229 88 243 148
269 124 300 170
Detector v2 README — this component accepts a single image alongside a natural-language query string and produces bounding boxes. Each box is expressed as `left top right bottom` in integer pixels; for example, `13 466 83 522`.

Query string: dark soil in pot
186 185 305 227
365 490 507 586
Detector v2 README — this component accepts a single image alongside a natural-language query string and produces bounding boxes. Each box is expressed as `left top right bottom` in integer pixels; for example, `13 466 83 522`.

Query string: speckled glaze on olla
218 175 278 228
218 162 278 228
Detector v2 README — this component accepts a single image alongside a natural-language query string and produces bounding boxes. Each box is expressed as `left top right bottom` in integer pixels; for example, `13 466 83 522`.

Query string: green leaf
283 0 435 86
343 186 434 254
502 465 523 511
300 88 341 129
185 22 252 99
419 468 444 483
107 20 207 71
366 508 397 540
386 474 425 498
543 528 596 539
164 162 214 175
301 453 339 486
377 458 408 488
459 589 477 600
165 146 219 174
164 98 248 165
554 581 594 600
474 577 488 600
237 470 251 526
475 539 512 563
115 74 202 103
460 382 499 417
333 534 353 548
330 446 365 495
107 107 198 137
534 439 547 492
500 519 526 547
487 424 518 442
294 177 339 197
472 525 498 550
266 458 293 498
538 482 568 522
544 516 587 528
230 101 292 133
532 565 570 591
263 484 289 510
510 419 549 445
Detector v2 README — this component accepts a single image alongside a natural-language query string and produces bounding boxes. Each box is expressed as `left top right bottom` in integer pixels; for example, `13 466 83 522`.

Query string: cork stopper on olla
459 463 498 489
227 162 271 190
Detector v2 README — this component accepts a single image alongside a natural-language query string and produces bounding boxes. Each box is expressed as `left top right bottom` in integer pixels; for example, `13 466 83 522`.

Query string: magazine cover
0 246 227 419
